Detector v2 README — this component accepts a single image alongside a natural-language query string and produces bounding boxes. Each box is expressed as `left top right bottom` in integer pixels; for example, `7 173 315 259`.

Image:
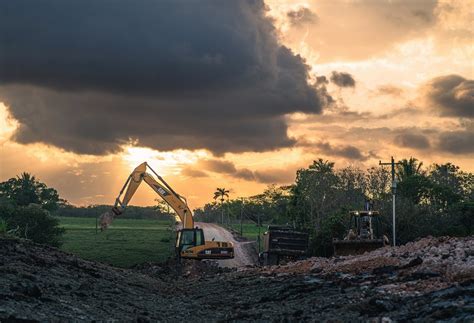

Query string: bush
0 174 65 246
6 204 65 247
0 219 6 235
309 211 347 257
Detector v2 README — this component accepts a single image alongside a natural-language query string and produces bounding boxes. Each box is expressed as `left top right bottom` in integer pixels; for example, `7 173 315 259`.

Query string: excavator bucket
333 239 385 256
98 211 115 231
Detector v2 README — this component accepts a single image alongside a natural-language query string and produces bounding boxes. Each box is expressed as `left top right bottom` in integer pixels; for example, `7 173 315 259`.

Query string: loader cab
350 211 380 239
176 228 205 254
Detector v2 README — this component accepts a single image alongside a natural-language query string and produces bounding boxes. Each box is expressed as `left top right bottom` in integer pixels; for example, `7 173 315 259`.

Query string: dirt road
197 222 258 268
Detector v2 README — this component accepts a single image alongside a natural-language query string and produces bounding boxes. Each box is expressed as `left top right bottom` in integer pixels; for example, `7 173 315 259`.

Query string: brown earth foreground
1 235 473 322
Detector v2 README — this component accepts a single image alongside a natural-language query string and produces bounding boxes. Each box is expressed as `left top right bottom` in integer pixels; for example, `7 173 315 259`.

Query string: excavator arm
100 162 193 230
99 162 234 260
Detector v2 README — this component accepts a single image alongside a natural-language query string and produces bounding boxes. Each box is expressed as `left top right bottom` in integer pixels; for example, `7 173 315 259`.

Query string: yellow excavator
99 162 234 260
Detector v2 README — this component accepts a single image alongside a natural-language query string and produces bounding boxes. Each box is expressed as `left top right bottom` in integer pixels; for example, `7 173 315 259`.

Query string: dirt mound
134 258 233 279
1 236 473 321
264 236 474 296
0 237 205 321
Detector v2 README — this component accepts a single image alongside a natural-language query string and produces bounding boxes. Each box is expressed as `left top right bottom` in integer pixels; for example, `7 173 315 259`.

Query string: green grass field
228 223 266 240
59 217 175 268
228 222 269 251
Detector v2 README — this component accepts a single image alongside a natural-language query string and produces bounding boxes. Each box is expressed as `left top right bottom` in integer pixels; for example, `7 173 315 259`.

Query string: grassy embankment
59 217 175 268
228 222 269 251
228 223 267 240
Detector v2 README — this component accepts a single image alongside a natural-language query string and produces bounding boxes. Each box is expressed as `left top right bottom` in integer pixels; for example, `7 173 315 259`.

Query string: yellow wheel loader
333 208 387 256
99 162 234 260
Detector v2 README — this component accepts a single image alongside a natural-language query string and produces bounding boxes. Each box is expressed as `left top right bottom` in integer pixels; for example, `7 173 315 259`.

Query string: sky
0 0 472 209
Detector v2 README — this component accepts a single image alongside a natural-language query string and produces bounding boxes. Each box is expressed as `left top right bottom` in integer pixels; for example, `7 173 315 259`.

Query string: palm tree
308 159 335 173
17 172 40 204
396 158 430 204
213 188 229 203
396 157 424 182
213 188 230 224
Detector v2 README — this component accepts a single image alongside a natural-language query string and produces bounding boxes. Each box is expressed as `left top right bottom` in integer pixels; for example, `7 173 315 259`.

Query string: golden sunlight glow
1 0 473 208
26 144 111 166
122 146 209 175
0 103 18 143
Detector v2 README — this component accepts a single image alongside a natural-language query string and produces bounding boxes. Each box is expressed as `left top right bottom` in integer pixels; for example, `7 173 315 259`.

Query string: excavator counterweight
100 162 234 260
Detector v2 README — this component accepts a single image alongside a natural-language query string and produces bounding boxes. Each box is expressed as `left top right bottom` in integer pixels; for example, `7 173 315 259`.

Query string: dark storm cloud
181 168 208 178
423 75 474 118
330 72 356 88
315 76 329 85
253 170 295 184
315 142 368 161
199 160 237 174
182 159 294 184
437 130 474 154
394 133 431 150
234 169 256 181
0 0 328 155
287 7 318 27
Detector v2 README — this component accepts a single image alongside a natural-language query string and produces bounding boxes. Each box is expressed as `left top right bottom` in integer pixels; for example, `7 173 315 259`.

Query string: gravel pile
263 236 474 298
269 236 472 276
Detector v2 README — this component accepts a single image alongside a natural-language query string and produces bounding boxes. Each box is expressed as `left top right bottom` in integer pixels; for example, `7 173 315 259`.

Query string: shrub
0 219 6 235
309 211 347 257
7 204 65 247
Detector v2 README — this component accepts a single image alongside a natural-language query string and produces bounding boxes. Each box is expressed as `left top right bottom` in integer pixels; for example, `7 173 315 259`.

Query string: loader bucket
333 239 385 256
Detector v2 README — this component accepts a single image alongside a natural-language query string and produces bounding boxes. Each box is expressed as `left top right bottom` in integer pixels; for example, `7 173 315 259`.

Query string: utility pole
379 156 401 246
240 199 244 236
257 213 261 254
221 201 224 225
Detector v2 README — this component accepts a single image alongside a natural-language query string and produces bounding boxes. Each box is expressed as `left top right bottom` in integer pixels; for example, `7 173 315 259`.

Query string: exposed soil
1 235 473 322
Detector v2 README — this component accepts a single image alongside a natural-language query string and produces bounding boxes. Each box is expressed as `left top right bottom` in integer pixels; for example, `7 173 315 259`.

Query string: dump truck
333 208 387 256
260 225 309 266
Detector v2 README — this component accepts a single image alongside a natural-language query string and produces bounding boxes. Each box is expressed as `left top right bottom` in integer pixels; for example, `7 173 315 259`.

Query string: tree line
1 157 472 254
194 158 473 256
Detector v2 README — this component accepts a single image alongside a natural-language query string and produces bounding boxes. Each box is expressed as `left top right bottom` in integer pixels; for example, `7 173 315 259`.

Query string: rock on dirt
266 236 474 296
0 235 473 321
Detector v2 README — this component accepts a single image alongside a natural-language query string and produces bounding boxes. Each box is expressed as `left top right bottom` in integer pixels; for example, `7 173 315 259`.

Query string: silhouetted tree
0 173 64 246
213 188 230 203
0 172 60 211
194 158 473 256
213 188 230 224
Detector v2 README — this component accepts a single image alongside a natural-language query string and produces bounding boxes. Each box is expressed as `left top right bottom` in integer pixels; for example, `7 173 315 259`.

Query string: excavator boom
110 162 193 229
100 162 234 260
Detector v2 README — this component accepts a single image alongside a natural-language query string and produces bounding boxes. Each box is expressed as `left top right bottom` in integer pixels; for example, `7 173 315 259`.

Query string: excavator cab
176 227 234 260
176 228 205 252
